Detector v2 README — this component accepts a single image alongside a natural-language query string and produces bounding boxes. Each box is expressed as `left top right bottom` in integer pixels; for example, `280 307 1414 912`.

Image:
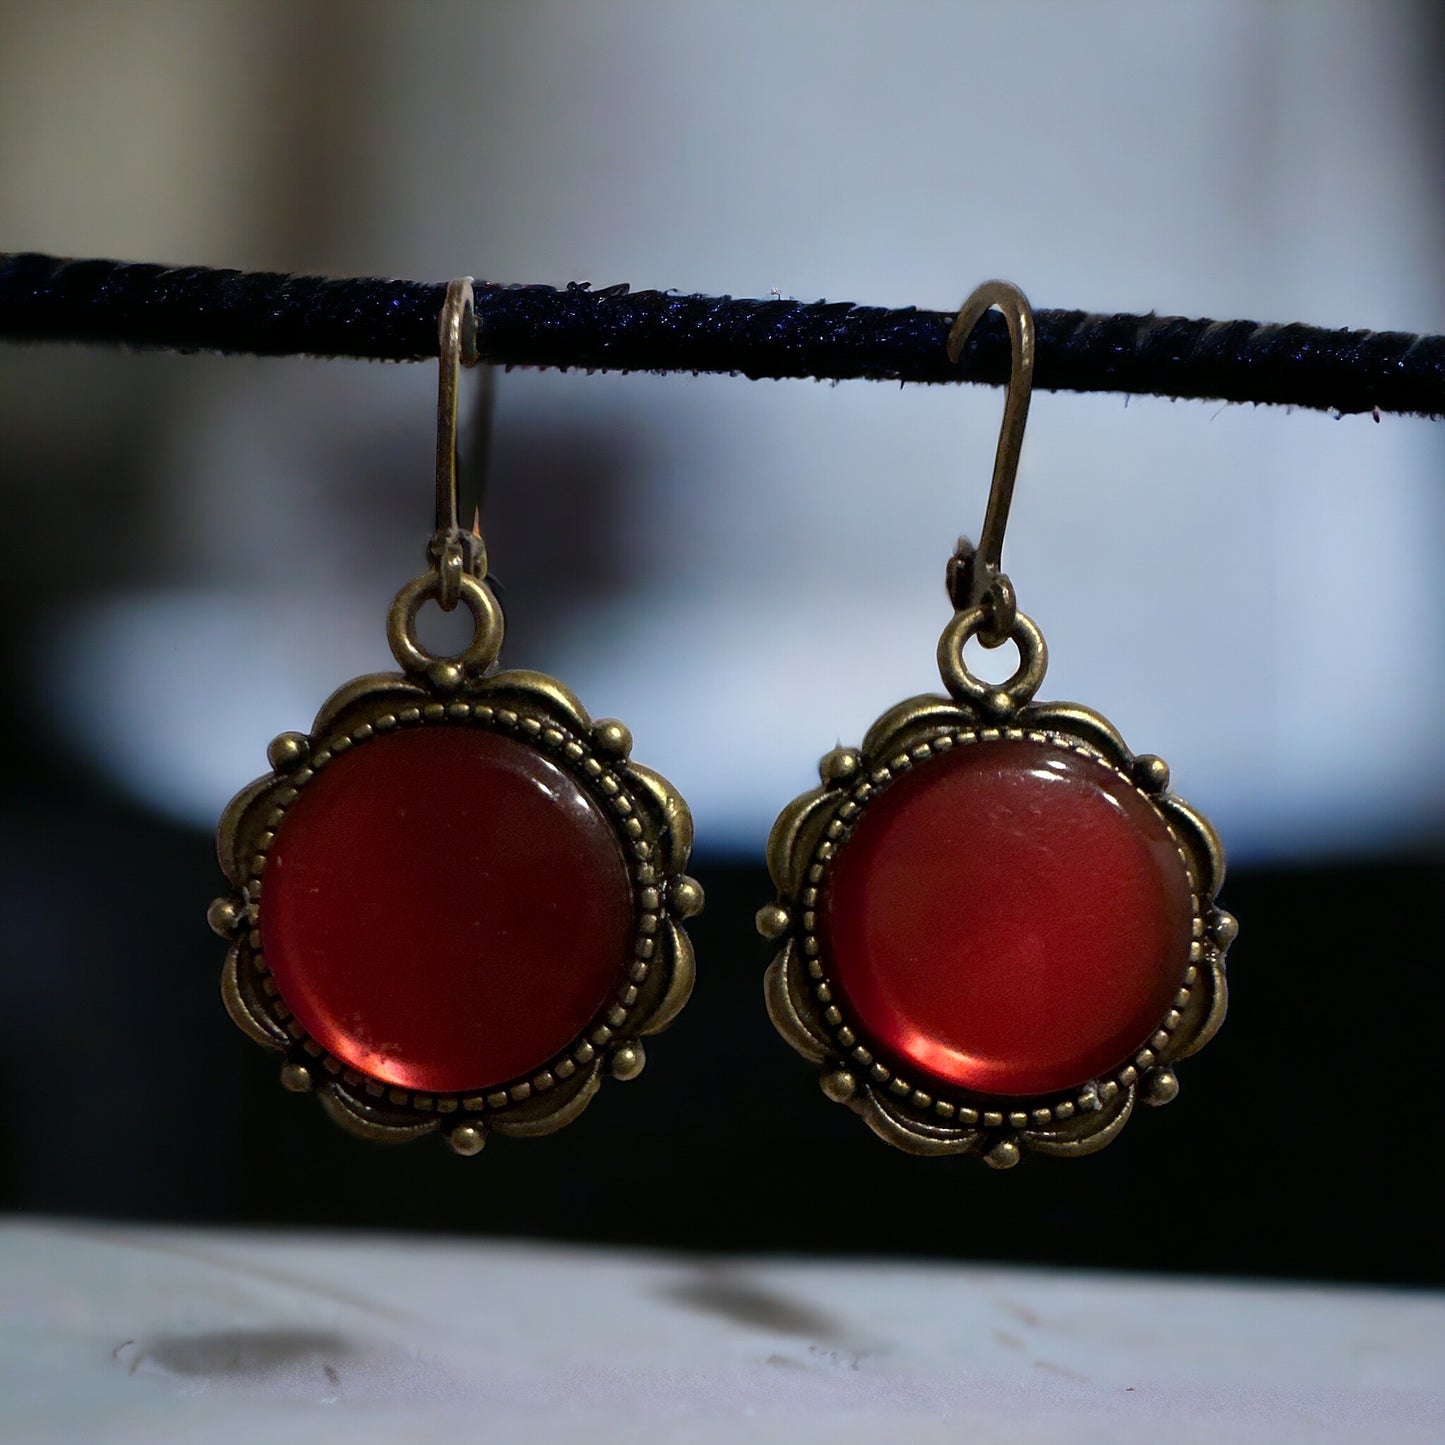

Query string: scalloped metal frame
758 691 1234 1168
210 664 702 1156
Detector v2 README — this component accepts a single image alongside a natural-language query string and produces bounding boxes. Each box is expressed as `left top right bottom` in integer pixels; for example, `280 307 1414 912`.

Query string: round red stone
260 726 635 1093
820 738 1193 1097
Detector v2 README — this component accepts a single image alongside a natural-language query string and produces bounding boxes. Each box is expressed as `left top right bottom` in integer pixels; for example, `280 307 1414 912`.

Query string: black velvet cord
2 251 1442 417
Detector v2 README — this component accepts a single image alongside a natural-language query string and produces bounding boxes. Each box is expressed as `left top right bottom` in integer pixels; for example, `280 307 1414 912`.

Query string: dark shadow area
657 1270 851 1343
120 1328 353 1380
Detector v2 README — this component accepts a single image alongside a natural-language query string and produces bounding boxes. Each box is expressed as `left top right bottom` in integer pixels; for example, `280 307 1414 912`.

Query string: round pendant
212 579 701 1153
760 609 1232 1166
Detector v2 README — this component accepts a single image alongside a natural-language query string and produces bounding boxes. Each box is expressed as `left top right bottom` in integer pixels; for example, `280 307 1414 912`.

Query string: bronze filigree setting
210 581 701 1154
758 607 1232 1166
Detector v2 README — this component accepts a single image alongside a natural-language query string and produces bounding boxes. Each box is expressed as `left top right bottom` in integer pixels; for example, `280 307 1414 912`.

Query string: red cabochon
260 726 635 1093
821 738 1193 1097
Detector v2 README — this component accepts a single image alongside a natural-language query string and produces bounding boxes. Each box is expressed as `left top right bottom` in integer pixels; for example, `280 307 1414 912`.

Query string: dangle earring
758 281 1232 1167
210 279 702 1154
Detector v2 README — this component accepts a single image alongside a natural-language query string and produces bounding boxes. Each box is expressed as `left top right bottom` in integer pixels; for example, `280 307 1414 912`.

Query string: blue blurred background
1 0 1441 1282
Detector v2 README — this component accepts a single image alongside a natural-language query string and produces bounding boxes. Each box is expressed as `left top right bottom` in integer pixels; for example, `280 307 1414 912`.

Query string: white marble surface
2 1220 1440 1443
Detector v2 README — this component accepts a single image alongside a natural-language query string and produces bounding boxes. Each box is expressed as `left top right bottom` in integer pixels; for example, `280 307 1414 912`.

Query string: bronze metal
757 281 1232 1165
429 278 486 611
211 280 701 1152
944 279 1034 645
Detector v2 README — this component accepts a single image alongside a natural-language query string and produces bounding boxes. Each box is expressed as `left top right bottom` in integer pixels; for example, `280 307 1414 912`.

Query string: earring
209 279 702 1154
758 281 1232 1168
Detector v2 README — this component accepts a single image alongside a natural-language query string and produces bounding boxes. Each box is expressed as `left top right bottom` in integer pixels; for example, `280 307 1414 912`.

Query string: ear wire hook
431 277 484 611
945 280 1035 646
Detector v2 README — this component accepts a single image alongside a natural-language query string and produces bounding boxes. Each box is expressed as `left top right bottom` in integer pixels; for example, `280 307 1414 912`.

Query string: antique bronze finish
211 280 702 1153
759 281 1233 1166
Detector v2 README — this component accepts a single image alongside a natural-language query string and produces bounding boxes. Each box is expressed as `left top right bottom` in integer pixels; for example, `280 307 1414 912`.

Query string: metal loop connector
947 540 1017 644
945 280 1035 646
388 569 504 680
937 606 1048 712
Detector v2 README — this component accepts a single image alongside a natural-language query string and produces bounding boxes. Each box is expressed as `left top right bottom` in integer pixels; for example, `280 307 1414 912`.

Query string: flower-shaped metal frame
209 626 701 1155
758 605 1233 1167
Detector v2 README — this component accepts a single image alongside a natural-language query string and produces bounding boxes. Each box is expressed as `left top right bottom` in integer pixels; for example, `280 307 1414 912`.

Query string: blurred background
0 0 1441 1286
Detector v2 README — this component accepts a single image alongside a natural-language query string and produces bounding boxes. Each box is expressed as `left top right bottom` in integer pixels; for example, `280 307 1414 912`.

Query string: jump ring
937 606 1048 708
387 570 504 677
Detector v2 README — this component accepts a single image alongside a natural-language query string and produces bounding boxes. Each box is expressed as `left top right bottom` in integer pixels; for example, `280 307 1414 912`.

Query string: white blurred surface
3 1220 1442 1444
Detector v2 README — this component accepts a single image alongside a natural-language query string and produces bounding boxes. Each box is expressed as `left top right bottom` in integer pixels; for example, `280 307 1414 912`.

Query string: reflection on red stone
261 727 635 1093
820 738 1193 1097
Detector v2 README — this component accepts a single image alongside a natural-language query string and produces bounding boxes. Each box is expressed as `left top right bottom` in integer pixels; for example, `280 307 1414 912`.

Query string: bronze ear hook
430 277 485 611
944 280 1035 647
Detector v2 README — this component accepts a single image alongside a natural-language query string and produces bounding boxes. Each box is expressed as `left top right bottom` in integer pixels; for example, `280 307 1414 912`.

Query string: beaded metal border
210 664 701 1155
758 631 1233 1167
